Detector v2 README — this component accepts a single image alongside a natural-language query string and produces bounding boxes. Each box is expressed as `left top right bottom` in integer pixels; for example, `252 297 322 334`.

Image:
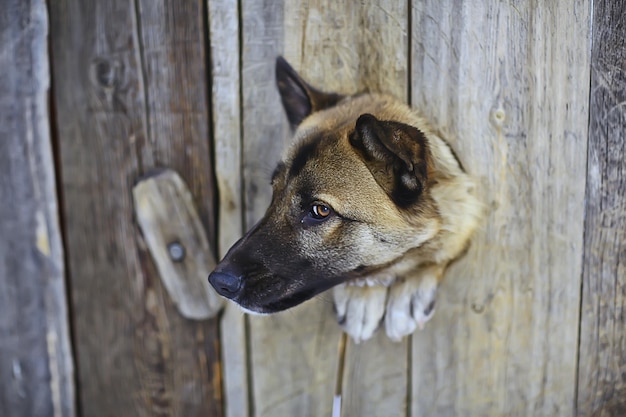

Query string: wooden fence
1 0 624 416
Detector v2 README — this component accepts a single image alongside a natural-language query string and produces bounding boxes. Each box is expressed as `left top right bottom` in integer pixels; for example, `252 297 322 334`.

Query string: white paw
333 283 388 343
385 276 438 341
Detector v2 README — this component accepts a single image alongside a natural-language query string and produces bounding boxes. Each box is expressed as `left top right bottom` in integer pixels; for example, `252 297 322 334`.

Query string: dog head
208 57 442 313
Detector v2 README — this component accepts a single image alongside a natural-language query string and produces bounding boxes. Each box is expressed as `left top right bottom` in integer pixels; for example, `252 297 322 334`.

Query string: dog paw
333 283 388 343
384 275 438 341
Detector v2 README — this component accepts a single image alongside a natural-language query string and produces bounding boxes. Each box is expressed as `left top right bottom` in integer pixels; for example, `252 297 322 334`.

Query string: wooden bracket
133 169 223 319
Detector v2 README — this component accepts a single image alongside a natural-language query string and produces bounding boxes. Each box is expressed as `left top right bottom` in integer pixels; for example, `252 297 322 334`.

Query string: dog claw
385 275 438 340
333 284 387 343
413 297 436 331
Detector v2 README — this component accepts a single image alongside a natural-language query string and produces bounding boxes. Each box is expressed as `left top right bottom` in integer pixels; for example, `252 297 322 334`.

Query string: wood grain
577 1 626 415
241 0 288 229
410 2 591 416
49 0 221 415
0 1 75 416
206 0 249 416
241 1 343 416
341 336 408 417
282 0 408 100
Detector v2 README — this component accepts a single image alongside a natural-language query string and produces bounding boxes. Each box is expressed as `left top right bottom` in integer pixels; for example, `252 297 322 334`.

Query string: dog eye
311 204 331 219
302 203 333 225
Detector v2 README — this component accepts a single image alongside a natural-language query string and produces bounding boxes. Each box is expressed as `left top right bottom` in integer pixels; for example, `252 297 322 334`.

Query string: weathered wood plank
241 0 288 228
240 1 288 416
410 2 590 416
577 1 626 415
341 335 408 417
50 0 222 416
0 1 75 416
282 0 408 100
206 0 250 416
133 2 223 412
241 1 343 416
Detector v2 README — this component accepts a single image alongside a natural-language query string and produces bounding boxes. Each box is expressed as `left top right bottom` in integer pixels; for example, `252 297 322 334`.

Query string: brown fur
209 57 482 342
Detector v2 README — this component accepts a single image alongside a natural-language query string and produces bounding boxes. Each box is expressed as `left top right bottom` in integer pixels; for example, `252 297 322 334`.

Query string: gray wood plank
241 0 288 229
577 1 626 415
410 2 591 416
131 9 223 413
0 0 75 416
49 0 222 415
241 1 343 416
206 0 250 416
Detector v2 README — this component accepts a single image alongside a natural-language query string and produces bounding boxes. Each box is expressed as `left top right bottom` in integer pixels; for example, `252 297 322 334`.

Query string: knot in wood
471 302 485 314
491 108 506 126
93 59 117 88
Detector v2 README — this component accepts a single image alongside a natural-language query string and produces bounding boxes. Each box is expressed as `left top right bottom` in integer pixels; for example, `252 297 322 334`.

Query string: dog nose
208 271 243 299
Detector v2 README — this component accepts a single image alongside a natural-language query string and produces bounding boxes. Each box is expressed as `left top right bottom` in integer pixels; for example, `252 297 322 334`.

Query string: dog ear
276 56 344 129
350 113 431 207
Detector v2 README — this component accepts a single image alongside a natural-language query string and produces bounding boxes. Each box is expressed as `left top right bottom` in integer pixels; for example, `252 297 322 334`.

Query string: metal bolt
168 241 185 262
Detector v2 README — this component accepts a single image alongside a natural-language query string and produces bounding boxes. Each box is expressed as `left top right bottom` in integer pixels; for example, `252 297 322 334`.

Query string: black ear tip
356 113 378 125
355 113 379 132
276 56 293 76
275 56 302 90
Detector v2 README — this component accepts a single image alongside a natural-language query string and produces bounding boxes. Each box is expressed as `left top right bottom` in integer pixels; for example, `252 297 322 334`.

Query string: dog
209 56 482 342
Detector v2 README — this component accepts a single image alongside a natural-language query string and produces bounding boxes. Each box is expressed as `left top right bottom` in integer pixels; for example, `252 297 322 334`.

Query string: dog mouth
242 274 342 314
238 285 323 314
209 255 405 314
209 267 342 314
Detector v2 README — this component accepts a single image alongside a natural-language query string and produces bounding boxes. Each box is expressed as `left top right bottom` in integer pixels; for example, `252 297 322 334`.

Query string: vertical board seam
202 1 226 414
128 9 156 414
203 0 220 261
407 0 412 107
334 333 347 417
131 0 151 173
45 1 80 414
237 0 255 415
574 0 596 415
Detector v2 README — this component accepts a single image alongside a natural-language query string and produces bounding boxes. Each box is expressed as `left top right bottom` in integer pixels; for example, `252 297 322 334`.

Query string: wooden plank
410 2 590 416
0 1 75 416
577 1 626 415
241 0 288 228
133 169 222 319
282 1 408 100
241 1 342 416
132 2 223 412
206 0 249 416
341 335 408 417
49 0 222 416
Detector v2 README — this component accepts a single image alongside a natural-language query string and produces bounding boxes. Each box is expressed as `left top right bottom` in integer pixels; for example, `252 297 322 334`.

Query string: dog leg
333 283 388 343
384 264 443 341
